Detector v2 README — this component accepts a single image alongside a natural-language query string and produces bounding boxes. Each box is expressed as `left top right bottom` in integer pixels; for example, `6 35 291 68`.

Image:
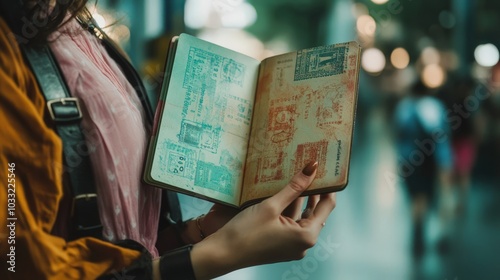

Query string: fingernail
302 161 318 176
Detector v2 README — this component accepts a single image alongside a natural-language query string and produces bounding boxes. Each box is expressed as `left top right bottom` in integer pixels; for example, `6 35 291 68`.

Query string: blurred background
89 0 500 279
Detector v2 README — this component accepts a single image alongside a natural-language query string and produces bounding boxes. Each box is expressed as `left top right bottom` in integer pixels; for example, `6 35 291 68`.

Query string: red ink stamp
316 95 343 128
294 140 328 178
349 54 357 67
267 104 298 145
254 152 285 184
268 104 297 131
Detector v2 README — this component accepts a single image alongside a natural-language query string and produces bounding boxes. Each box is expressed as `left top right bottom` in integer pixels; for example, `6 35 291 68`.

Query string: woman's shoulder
0 17 61 151
1 17 47 111
0 18 31 89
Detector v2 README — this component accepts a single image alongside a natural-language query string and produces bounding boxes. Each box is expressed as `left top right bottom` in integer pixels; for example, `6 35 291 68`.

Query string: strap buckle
47 97 83 123
71 193 102 231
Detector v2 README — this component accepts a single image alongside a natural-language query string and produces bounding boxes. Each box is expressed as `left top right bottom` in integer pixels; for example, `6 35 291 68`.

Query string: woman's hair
23 0 90 43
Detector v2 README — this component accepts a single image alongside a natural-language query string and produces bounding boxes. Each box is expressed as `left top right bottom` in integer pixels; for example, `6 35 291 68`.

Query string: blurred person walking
443 78 484 214
393 81 454 258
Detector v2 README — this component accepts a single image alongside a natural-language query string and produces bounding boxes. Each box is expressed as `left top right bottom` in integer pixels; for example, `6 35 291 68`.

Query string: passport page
242 41 361 204
149 34 260 206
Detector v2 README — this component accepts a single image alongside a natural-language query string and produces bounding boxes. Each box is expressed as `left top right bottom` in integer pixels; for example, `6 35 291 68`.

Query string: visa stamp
294 45 348 81
159 140 198 179
225 95 253 128
219 149 243 171
183 47 222 89
254 152 286 184
179 120 221 153
222 58 246 87
293 140 328 178
316 94 343 128
268 105 297 131
267 104 297 145
181 47 220 119
194 161 234 196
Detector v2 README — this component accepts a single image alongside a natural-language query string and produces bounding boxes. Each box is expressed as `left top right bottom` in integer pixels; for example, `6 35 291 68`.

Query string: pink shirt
49 19 161 257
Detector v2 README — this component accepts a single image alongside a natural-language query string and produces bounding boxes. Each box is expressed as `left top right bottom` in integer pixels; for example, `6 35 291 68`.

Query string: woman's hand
190 162 337 280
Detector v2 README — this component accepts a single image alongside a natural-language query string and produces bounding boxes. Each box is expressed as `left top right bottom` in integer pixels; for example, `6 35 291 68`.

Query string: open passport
143 33 361 208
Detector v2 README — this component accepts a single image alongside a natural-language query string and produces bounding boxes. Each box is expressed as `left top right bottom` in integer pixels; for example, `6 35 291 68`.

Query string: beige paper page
242 41 360 204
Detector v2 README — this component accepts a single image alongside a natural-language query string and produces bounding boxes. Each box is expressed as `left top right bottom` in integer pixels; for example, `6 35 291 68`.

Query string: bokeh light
184 0 211 29
197 29 265 59
220 2 257 28
108 24 131 44
362 48 386 74
390 47 410 69
474 43 500 67
371 0 389 4
356 15 376 37
92 13 106 28
421 64 446 88
420 46 440 65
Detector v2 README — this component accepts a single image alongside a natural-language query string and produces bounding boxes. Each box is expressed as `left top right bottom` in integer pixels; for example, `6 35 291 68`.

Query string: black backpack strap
21 45 102 239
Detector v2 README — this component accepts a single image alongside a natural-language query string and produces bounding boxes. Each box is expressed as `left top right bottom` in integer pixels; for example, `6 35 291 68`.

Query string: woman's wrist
156 215 208 254
181 215 209 244
190 231 238 280
154 241 234 280
155 241 225 280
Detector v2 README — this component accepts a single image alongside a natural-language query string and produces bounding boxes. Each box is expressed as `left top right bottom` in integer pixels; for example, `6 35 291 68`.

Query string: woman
0 0 336 279
393 80 453 257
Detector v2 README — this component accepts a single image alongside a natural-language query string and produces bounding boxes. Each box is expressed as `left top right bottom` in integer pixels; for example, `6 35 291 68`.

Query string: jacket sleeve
0 18 148 279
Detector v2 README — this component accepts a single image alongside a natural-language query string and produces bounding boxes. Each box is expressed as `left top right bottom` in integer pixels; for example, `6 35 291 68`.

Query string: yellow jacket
0 18 141 279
